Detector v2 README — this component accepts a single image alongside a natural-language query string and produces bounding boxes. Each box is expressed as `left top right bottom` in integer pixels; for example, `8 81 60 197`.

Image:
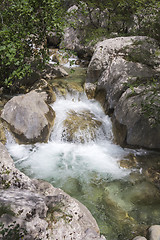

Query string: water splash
6 93 130 183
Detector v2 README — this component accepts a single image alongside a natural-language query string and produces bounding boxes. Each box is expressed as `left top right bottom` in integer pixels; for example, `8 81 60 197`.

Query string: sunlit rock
1 91 55 144
86 36 160 150
31 79 57 104
148 225 160 240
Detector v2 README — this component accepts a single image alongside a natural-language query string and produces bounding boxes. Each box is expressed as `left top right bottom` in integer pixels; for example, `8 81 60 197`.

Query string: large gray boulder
86 36 160 150
0 142 106 240
1 91 55 144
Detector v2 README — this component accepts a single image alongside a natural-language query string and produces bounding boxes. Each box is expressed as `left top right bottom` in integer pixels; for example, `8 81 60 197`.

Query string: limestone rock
0 143 105 240
1 91 55 144
42 64 68 80
114 87 160 149
33 179 104 240
148 225 160 240
31 79 57 104
0 142 35 191
86 36 160 149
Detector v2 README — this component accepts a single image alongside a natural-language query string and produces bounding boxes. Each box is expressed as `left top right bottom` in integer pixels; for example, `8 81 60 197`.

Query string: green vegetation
0 0 64 91
47 203 73 225
0 204 15 217
126 77 160 126
0 221 27 240
0 0 159 92
65 0 160 45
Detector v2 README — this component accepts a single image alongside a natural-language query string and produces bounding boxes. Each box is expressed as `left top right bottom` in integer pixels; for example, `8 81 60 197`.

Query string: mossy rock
62 110 102 143
51 79 83 97
0 119 6 145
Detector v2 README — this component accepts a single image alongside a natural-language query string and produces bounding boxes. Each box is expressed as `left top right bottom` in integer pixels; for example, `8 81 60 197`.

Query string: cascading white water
6 92 131 185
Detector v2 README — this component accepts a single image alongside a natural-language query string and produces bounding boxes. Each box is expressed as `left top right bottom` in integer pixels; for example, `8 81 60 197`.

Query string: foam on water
6 93 130 184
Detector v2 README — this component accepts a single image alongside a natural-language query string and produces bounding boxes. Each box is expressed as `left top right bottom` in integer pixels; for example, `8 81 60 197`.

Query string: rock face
1 91 55 144
86 36 160 150
0 142 105 240
60 5 95 60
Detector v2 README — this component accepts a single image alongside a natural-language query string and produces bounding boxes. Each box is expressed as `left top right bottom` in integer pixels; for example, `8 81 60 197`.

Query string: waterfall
5 91 160 240
6 92 130 184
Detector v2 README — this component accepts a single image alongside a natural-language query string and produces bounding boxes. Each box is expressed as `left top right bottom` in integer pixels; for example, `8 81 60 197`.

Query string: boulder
148 225 160 240
62 110 102 143
31 79 57 104
1 91 55 144
42 64 68 80
86 36 160 149
0 142 106 240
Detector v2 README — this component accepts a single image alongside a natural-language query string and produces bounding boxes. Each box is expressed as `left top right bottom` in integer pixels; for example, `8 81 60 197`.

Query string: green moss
120 39 159 67
47 203 73 225
0 204 15 217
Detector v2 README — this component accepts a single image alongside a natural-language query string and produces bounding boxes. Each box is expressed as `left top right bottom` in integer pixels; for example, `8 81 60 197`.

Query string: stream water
5 68 160 240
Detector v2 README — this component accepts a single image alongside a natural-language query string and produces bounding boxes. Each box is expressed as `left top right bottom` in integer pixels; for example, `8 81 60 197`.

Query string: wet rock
0 119 6 144
62 110 102 143
1 91 55 144
148 225 160 240
84 83 96 99
86 36 160 150
119 155 139 169
51 79 83 97
126 181 160 205
145 168 160 189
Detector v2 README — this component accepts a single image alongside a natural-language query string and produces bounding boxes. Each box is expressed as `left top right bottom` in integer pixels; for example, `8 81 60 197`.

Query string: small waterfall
6 92 130 183
6 91 160 240
50 93 113 143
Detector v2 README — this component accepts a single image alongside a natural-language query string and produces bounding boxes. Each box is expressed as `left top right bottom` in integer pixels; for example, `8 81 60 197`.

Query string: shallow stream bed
6 67 160 240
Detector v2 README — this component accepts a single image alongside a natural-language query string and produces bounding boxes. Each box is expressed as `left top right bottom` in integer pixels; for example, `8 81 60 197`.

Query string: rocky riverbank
85 36 160 150
0 142 106 240
0 35 160 239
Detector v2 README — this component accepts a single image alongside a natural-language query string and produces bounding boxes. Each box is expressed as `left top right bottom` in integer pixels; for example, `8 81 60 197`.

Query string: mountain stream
6 68 160 240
